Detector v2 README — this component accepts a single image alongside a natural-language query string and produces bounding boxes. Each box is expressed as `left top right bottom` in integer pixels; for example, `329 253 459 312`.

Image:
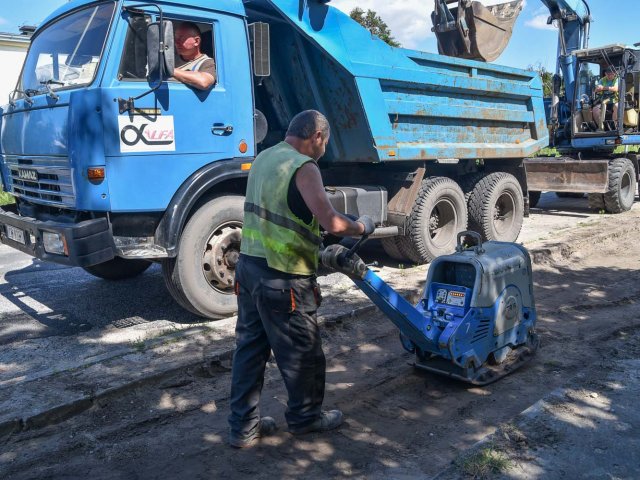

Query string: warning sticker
118 115 176 153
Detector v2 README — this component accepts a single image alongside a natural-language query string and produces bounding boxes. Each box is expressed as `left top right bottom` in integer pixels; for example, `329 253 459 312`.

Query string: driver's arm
172 68 215 90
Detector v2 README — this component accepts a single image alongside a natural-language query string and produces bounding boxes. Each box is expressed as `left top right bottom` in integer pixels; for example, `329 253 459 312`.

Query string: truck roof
39 0 246 33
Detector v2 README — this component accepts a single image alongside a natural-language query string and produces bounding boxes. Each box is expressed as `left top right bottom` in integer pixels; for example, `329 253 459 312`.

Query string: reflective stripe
244 202 321 245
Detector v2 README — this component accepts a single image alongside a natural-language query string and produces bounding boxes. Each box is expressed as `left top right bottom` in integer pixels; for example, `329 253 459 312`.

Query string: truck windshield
16 2 115 98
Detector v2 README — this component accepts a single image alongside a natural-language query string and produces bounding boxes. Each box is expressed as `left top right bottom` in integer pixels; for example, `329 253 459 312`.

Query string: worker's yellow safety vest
241 141 321 275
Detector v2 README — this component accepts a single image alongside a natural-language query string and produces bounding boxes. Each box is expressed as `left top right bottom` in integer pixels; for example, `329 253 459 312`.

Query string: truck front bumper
0 206 115 267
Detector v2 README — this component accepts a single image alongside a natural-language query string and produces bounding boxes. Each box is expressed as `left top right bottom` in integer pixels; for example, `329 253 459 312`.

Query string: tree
528 62 554 98
350 7 400 48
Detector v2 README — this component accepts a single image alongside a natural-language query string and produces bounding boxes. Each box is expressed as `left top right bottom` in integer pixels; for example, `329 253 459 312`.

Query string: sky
0 0 638 71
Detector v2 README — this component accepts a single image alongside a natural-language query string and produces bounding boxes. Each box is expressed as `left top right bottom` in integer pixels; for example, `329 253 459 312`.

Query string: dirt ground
1 206 640 479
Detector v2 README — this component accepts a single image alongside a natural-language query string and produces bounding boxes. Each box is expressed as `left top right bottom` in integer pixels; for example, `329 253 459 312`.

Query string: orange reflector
87 167 105 180
62 236 70 256
239 140 248 154
241 162 252 171
388 150 396 157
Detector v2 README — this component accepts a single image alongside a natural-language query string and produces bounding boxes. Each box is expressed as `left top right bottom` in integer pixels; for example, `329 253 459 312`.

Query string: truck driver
172 21 216 90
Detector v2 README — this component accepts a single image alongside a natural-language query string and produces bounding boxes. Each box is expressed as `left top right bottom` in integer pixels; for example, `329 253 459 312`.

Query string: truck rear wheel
82 258 152 280
468 172 523 242
399 177 467 263
587 193 605 211
603 158 636 213
380 237 407 261
162 195 243 319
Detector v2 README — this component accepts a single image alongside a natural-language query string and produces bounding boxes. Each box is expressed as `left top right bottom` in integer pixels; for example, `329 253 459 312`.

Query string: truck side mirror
249 22 270 77
147 20 175 82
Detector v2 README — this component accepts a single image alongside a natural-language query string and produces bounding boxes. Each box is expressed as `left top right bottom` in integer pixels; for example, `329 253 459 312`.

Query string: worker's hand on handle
357 215 375 236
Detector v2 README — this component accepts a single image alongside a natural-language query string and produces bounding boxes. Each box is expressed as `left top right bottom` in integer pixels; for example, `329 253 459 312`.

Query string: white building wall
0 43 28 105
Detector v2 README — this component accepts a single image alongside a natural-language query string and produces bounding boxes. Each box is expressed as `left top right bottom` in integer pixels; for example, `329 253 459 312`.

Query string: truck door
102 5 254 212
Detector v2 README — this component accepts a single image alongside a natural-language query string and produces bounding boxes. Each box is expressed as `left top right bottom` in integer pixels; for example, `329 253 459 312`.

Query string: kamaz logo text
18 168 39 181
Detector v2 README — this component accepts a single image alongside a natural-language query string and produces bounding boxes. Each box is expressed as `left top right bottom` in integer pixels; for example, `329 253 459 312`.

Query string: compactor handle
456 231 484 254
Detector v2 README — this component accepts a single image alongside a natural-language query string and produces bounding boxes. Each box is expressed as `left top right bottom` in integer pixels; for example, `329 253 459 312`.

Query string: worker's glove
357 215 375 236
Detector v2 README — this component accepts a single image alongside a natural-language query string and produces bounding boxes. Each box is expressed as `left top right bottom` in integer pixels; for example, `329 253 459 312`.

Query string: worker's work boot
289 410 344 435
228 416 277 448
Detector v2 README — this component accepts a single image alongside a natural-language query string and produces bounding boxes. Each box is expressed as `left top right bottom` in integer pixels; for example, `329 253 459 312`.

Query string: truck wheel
399 177 467 263
162 195 243 319
603 158 636 213
587 193 605 211
83 258 152 280
529 191 541 208
468 172 523 242
555 192 584 198
380 237 407 261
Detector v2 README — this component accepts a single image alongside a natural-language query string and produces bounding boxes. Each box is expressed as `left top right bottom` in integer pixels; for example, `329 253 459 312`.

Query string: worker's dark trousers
228 255 325 438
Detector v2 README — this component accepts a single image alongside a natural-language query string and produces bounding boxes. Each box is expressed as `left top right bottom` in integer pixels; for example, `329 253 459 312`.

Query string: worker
228 110 375 448
172 22 216 90
592 66 619 129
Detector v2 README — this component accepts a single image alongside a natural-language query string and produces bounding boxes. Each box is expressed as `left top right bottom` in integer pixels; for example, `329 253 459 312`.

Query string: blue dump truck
0 0 548 318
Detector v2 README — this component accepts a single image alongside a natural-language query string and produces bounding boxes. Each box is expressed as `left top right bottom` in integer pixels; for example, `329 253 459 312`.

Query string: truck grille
5 156 76 208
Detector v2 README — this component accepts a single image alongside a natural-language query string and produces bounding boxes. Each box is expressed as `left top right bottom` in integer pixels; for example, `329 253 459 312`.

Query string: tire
162 195 243 319
83 257 152 280
603 158 636 213
399 177 467 263
468 172 524 242
588 193 605 211
555 192 584 198
380 236 408 261
529 191 541 208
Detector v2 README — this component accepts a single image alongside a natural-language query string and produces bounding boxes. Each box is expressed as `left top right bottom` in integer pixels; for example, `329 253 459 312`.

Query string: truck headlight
43 232 68 255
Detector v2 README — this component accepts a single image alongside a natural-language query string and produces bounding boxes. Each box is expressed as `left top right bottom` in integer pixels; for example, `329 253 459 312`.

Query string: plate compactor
321 232 539 385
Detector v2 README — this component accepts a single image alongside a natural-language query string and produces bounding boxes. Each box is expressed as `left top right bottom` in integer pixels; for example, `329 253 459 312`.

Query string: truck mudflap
0 207 115 267
524 158 609 193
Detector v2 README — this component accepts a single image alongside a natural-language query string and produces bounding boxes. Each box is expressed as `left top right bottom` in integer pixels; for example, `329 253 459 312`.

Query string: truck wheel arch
154 159 249 256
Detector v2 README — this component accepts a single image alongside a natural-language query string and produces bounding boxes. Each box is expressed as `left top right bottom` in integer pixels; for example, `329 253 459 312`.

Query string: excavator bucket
432 0 524 62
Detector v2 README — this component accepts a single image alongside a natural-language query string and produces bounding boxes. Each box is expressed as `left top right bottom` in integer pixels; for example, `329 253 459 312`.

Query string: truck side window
118 14 151 80
172 21 216 80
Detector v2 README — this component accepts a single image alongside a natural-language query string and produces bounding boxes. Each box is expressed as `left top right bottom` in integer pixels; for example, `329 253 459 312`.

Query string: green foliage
350 8 400 47
528 62 555 98
459 446 511 478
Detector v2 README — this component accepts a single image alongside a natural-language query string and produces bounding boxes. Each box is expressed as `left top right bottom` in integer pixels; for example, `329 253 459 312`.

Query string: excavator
432 0 640 213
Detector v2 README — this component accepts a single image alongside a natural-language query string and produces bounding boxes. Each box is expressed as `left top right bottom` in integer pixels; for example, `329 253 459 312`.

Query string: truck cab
0 0 257 317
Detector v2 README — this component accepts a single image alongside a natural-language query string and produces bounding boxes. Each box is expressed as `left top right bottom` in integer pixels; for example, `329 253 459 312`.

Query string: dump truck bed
246 0 548 164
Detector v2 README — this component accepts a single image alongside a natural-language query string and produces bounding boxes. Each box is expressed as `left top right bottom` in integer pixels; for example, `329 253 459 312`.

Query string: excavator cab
432 0 524 62
571 45 640 137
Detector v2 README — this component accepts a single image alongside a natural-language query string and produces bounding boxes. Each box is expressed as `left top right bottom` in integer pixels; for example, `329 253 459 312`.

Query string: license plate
18 168 39 181
6 225 26 245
